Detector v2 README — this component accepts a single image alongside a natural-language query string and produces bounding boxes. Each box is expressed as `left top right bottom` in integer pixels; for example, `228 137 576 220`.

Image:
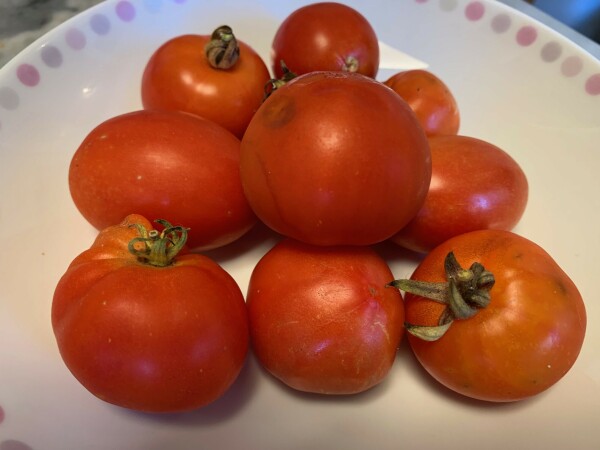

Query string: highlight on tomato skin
391 134 529 254
390 229 587 403
51 214 250 413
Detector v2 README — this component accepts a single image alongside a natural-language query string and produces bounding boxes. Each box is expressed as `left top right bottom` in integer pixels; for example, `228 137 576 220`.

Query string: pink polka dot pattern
585 74 600 95
465 1 485 21
491 13 511 33
116 1 136 22
65 28 87 50
561 56 583 77
16 64 40 87
516 25 537 46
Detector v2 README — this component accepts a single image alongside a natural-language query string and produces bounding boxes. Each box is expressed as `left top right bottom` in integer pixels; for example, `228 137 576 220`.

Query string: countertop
1 0 599 68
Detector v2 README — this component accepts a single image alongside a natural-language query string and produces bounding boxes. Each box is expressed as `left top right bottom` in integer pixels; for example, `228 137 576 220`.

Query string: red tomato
390 229 586 402
271 2 379 79
240 71 431 246
69 109 256 251
384 70 460 136
247 238 404 394
141 28 271 139
391 135 528 254
52 215 249 412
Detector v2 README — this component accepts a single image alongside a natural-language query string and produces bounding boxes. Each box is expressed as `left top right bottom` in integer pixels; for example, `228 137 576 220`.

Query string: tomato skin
247 239 404 394
52 215 249 413
391 135 528 254
142 34 270 139
240 71 431 246
384 70 460 136
271 2 379 78
68 109 256 251
403 229 586 402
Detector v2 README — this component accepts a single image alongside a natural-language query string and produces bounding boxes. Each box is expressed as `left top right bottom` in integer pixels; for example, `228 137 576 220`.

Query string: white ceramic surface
1 1 599 449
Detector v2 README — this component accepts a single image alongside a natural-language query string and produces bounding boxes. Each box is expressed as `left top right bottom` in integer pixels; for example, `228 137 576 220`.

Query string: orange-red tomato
247 238 404 394
397 229 586 402
141 31 270 139
69 109 256 251
391 135 528 253
271 2 379 78
384 69 460 136
52 215 249 412
240 71 431 246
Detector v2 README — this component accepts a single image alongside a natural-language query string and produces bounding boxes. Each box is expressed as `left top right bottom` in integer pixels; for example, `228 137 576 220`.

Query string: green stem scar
388 252 495 341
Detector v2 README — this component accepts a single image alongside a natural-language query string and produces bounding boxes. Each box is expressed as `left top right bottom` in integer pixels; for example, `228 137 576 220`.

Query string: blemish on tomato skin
260 94 296 128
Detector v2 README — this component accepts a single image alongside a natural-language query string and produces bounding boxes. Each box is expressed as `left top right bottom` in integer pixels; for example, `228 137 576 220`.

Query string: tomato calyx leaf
388 251 495 341
263 60 297 100
205 25 240 70
128 219 189 267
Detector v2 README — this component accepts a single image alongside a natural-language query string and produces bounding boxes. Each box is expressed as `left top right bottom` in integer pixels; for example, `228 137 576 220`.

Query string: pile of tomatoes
52 2 586 413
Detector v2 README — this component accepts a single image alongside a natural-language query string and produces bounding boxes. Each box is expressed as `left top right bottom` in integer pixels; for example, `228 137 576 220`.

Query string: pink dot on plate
561 55 583 77
491 13 511 33
16 64 40 87
116 1 136 21
90 14 111 35
0 405 4 423
465 1 485 21
415 0 428 3
0 440 34 450
516 25 537 46
65 28 86 50
585 74 600 95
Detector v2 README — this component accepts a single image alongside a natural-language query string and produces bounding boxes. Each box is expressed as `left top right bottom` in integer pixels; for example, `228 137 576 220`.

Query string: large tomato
247 238 404 394
69 109 256 251
240 71 431 246
391 135 528 253
390 229 586 402
52 215 249 413
271 2 379 78
384 69 460 136
141 27 271 139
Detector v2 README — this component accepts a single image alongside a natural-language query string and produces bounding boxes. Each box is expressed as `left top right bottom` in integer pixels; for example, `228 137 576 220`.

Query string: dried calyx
128 219 189 267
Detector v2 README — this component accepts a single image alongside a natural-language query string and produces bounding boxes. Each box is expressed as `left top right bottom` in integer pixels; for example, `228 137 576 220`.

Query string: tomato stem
128 219 189 267
343 56 359 73
205 25 240 70
388 252 495 341
263 60 297 100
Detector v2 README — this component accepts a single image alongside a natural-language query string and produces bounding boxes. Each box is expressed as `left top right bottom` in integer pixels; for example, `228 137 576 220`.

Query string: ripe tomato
384 70 460 136
247 238 404 394
240 71 431 246
390 229 586 402
391 135 528 253
141 28 271 139
69 109 256 251
51 215 249 412
271 2 379 79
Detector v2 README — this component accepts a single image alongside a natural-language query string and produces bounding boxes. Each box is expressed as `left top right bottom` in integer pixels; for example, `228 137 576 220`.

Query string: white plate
1 1 599 449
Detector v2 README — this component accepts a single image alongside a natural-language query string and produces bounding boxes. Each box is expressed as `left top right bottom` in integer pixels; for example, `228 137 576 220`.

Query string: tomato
69 109 255 251
271 2 379 79
391 135 528 253
247 238 404 394
51 215 249 412
384 69 460 136
390 229 586 402
240 71 431 246
141 27 271 139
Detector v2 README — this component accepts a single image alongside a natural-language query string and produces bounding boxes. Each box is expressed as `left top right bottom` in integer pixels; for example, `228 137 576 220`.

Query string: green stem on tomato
263 60 297 100
205 25 240 69
128 219 188 267
388 251 495 341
